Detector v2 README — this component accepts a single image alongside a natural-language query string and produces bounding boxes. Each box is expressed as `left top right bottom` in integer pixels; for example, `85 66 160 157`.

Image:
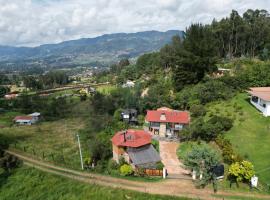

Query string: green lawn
0 167 190 200
207 93 270 185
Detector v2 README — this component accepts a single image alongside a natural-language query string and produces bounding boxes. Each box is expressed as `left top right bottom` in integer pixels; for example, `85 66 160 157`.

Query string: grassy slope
0 111 23 127
207 93 270 184
0 118 86 169
0 167 189 200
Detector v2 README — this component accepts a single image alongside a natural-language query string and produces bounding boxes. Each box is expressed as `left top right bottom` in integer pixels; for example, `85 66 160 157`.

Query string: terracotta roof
248 87 270 101
14 116 33 121
146 108 190 124
111 129 151 148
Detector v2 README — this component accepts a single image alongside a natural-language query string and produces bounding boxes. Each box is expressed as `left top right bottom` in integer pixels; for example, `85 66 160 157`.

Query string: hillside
0 30 184 69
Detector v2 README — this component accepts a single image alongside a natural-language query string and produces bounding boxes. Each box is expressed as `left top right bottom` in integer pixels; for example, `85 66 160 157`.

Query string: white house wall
250 97 270 117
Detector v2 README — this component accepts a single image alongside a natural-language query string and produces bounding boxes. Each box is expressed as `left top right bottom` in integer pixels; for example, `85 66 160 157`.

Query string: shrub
215 135 243 164
107 159 119 170
120 164 133 176
190 104 207 118
228 160 255 184
183 142 221 187
151 139 159 152
156 161 164 170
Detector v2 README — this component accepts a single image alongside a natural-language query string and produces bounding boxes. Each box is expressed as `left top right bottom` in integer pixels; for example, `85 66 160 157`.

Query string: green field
96 84 116 94
0 167 189 200
207 93 270 185
0 118 86 169
0 111 23 127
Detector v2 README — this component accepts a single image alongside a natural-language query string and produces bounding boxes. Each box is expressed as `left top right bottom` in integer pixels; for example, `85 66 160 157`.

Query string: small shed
121 109 138 124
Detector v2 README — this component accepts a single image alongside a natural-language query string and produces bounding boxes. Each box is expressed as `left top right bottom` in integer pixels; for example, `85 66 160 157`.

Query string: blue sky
0 0 269 47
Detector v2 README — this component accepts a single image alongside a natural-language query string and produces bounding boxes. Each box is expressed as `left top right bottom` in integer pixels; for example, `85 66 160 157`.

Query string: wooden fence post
32 149 36 155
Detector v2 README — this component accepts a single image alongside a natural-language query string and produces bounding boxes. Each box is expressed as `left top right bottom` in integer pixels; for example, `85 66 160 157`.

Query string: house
248 87 270 116
80 87 96 95
213 68 231 77
111 129 161 169
121 109 138 124
4 92 19 100
13 116 35 125
29 112 41 122
122 80 135 88
13 112 41 125
145 107 190 138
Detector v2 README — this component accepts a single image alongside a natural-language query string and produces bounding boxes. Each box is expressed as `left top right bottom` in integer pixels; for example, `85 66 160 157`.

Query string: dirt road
6 149 270 200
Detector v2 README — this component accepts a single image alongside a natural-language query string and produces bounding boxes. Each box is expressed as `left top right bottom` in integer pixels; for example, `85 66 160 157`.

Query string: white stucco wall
250 97 270 117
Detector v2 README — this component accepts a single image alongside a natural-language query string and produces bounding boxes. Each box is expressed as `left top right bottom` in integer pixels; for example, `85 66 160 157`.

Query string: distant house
80 87 96 95
29 112 41 122
145 107 190 138
111 129 161 169
248 87 270 117
213 68 231 77
121 109 138 124
13 112 41 125
122 80 135 88
4 92 19 100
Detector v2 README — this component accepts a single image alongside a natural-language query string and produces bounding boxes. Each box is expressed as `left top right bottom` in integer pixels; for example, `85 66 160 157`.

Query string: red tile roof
146 108 190 124
248 87 270 101
14 116 33 121
111 129 152 148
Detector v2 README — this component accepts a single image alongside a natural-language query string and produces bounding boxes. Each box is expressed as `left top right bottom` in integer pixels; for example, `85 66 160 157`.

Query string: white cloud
0 0 269 46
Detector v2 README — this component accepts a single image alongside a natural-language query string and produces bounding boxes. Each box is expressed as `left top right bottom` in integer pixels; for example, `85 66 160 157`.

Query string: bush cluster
215 136 243 164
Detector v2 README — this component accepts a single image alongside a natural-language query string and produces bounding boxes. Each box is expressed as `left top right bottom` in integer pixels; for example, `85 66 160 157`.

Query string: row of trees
23 70 70 90
212 9 270 59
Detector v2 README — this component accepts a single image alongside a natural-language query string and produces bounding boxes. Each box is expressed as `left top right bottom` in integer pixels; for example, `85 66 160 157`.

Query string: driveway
159 141 189 175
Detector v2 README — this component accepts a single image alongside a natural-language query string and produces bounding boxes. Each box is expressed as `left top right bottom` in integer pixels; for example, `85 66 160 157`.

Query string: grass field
96 84 116 94
207 93 270 185
0 111 23 127
0 118 86 169
0 167 189 200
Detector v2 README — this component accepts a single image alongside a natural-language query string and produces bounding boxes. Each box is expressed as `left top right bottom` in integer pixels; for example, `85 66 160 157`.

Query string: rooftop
248 87 270 101
127 144 161 167
14 116 33 121
111 129 151 148
146 107 190 124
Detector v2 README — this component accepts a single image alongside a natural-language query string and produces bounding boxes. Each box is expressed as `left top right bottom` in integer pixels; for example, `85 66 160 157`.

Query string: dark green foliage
136 52 161 75
23 70 70 90
183 142 221 187
238 62 270 87
190 104 206 118
171 24 218 91
175 80 234 109
0 153 21 173
187 115 233 141
155 161 164 170
212 9 270 58
215 136 243 164
0 86 10 98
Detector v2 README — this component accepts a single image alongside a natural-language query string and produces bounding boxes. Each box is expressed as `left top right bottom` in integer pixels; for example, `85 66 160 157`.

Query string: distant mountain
0 30 184 69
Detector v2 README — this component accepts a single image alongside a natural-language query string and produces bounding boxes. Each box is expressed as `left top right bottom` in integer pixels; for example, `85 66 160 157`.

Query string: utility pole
76 134 84 170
